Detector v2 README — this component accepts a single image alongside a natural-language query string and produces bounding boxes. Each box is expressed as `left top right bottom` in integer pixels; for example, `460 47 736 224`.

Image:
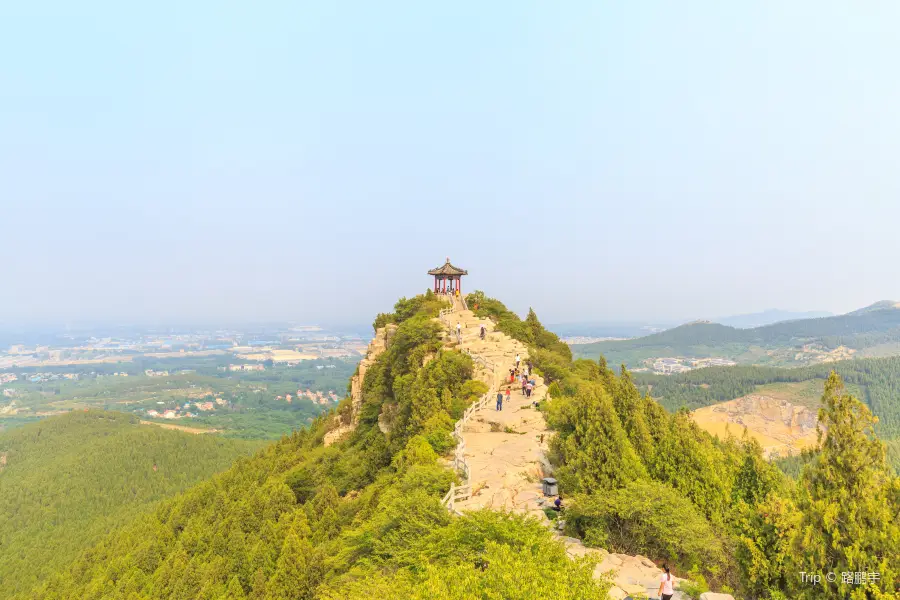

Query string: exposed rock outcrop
692 393 820 458
323 323 396 446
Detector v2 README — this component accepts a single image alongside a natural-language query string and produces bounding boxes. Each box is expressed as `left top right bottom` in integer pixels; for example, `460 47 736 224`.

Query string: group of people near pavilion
496 354 536 411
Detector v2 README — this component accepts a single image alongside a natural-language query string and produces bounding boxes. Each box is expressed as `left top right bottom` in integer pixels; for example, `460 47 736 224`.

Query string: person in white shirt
658 564 674 600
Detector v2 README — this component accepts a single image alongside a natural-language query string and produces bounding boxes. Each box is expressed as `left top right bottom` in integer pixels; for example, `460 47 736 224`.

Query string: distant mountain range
550 309 834 339
571 301 900 368
548 321 674 339
715 309 833 329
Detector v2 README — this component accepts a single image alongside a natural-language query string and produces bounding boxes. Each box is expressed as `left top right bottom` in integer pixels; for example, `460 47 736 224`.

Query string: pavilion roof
428 258 467 276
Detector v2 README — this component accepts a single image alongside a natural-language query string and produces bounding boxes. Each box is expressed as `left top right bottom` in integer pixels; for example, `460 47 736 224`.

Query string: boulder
606 586 628 600
619 583 648 596
699 593 736 600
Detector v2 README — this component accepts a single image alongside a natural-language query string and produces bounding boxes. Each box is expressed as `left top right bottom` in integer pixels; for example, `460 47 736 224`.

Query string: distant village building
228 364 265 372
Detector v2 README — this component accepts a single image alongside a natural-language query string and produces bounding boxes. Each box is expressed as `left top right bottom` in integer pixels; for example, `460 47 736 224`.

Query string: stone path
441 306 549 518
436 300 691 599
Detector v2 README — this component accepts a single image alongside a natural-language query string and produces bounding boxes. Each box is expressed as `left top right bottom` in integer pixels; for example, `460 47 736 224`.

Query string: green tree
553 386 647 493
224 575 246 600
265 531 312 600
793 372 900 599
734 493 800 600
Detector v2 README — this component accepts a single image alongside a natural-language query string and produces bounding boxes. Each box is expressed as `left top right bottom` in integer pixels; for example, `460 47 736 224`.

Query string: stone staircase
435 299 710 600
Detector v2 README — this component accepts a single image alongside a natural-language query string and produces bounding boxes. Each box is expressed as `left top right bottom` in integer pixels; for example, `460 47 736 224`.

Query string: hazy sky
2 2 899 326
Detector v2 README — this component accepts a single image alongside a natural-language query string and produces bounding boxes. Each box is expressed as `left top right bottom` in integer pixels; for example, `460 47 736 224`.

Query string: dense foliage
372 290 447 332
23 293 609 600
464 295 899 598
17 293 900 599
0 412 259 598
552 370 899 597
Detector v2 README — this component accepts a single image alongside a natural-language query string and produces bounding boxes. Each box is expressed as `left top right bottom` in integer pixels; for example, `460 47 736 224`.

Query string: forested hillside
0 412 259 598
573 303 900 367
23 292 613 600
19 292 900 599
631 356 900 441
478 294 899 599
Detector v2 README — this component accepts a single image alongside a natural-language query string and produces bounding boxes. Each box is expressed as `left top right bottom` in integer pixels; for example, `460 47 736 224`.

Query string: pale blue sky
2 2 899 326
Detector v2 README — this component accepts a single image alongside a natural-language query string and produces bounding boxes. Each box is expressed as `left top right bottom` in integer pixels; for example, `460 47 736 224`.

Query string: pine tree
265 531 312 600
732 437 780 506
558 386 647 493
249 568 267 600
793 371 900 599
734 492 800 599
224 576 246 600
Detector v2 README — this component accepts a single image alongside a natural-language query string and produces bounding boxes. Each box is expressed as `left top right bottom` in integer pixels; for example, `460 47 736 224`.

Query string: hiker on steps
480 323 485 340
496 390 503 411
456 321 462 343
515 353 521 368
658 565 674 600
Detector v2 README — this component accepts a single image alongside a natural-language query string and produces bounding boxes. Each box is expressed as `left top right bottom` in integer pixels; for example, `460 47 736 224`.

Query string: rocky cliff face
691 394 820 458
323 323 396 446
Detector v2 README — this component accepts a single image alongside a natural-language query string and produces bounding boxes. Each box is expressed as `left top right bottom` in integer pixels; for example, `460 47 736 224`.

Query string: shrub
565 480 730 585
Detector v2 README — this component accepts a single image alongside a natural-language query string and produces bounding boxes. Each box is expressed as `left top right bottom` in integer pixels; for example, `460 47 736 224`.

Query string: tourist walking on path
515 354 521 368
480 324 485 340
496 390 503 411
526 380 533 398
658 565 674 600
505 387 511 404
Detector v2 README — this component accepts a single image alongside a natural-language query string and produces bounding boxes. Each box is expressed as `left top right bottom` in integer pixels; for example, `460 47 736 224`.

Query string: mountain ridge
571 300 900 367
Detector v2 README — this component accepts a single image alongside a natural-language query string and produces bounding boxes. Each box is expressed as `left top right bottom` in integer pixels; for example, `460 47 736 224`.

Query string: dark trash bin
541 477 558 497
